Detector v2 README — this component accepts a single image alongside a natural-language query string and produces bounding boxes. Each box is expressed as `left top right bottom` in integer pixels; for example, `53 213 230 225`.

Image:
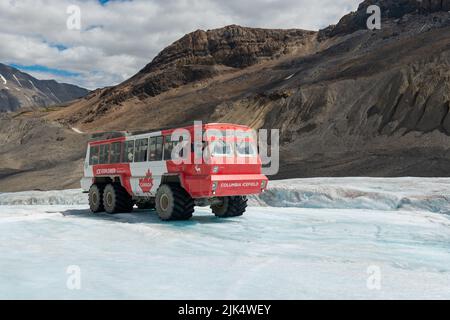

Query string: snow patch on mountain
12 74 22 87
0 74 6 84
48 90 61 103
71 127 83 134
28 80 38 91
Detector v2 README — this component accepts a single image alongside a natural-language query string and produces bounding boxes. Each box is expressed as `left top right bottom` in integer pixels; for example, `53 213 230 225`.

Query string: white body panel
129 161 167 196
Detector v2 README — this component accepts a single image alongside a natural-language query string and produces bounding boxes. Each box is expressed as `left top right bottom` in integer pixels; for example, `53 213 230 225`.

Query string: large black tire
155 184 194 221
211 196 247 218
103 183 134 214
89 184 105 213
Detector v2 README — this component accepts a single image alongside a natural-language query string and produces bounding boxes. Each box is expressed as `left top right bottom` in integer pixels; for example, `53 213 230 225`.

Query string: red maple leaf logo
139 170 154 193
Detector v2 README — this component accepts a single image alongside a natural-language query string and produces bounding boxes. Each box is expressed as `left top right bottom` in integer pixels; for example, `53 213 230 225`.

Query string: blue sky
0 0 361 89
10 64 81 78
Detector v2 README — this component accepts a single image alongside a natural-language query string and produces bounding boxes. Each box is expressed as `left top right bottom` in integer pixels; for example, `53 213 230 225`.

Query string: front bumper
184 174 268 198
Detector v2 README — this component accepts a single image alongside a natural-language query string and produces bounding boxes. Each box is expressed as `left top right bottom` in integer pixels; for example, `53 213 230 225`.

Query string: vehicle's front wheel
155 184 194 221
211 196 247 218
89 184 105 213
103 183 134 214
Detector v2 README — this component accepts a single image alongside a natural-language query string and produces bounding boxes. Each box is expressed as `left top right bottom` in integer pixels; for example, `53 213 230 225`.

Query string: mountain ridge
0 63 89 112
322 0 450 37
73 25 317 119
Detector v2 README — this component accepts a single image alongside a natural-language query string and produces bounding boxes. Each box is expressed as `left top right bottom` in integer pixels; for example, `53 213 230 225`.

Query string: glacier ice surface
0 177 450 299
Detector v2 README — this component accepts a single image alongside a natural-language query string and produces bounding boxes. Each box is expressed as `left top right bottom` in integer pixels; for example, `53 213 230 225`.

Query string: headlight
212 182 218 192
213 166 219 174
261 180 267 189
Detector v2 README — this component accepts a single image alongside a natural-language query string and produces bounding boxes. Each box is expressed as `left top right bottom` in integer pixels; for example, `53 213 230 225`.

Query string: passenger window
124 140 135 163
134 138 149 162
89 146 99 165
163 137 185 160
149 136 163 161
110 142 122 163
99 144 110 164
164 136 175 160
156 136 163 160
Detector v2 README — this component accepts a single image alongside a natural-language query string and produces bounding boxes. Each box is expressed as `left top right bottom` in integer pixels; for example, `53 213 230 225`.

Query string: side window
164 136 175 160
89 146 99 165
124 140 135 163
99 144 110 164
110 142 122 163
156 136 163 160
149 136 163 161
134 138 149 162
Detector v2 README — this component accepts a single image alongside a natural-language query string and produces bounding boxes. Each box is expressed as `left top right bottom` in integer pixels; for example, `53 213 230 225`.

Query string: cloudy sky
0 0 361 89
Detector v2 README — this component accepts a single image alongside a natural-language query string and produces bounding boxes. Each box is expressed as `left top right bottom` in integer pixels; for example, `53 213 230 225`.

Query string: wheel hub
106 193 113 207
160 194 170 211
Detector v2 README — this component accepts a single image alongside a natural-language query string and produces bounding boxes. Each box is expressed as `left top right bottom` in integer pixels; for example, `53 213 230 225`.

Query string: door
130 136 166 197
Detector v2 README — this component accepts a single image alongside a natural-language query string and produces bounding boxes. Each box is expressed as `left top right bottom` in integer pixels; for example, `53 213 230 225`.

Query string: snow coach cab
81 123 268 221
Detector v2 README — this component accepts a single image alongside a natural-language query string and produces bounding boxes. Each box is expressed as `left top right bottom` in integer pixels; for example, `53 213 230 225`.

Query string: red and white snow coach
81 123 268 221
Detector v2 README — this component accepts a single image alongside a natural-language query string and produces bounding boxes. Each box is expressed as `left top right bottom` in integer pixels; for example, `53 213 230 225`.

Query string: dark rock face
145 26 315 70
324 0 450 37
0 63 89 112
421 0 450 12
121 25 316 98
0 89 21 112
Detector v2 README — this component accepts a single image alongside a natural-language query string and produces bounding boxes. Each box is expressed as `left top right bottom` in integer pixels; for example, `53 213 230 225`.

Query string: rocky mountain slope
0 63 88 112
324 0 450 37
2 0 450 191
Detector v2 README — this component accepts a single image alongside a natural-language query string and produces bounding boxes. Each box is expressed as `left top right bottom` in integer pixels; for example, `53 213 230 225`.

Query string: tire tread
212 196 247 218
156 184 194 221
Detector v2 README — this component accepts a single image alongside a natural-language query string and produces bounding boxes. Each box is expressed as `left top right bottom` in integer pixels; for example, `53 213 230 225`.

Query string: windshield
207 140 234 157
202 129 258 158
235 141 257 156
203 139 258 158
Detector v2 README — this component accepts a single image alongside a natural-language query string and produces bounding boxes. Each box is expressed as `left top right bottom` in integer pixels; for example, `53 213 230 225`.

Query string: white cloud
0 0 361 89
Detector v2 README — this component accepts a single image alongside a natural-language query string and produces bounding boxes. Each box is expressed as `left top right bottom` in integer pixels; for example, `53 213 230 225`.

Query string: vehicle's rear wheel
155 184 194 221
211 196 247 218
103 183 134 214
89 184 105 213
